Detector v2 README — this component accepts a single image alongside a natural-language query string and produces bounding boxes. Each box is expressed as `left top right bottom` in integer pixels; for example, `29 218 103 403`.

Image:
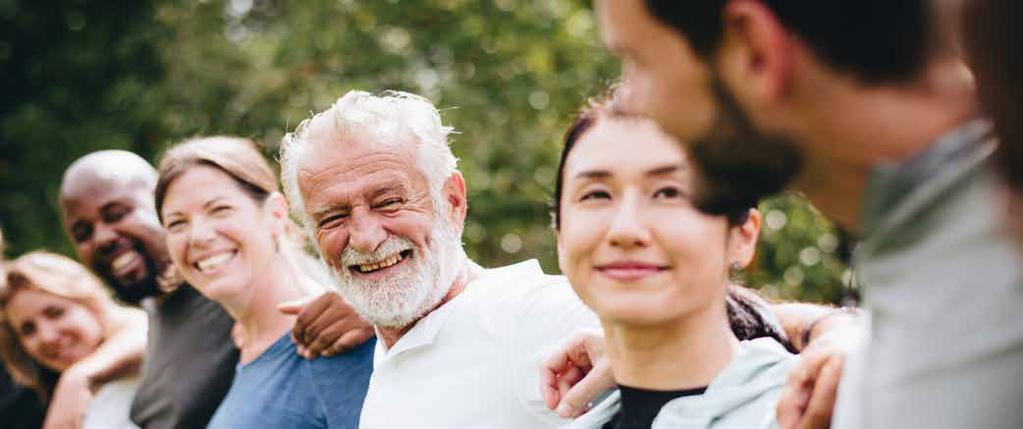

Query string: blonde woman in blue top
155 137 373 429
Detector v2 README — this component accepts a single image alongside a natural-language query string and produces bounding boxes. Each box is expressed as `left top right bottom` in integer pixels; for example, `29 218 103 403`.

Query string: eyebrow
646 164 685 177
572 164 685 180
370 183 405 199
311 202 351 220
202 196 228 210
164 196 228 220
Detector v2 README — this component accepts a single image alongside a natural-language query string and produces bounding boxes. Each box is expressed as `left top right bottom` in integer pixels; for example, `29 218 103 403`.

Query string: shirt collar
373 259 546 367
862 119 995 236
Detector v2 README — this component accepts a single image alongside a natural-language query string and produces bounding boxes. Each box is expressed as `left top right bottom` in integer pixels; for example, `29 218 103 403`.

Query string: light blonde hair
0 251 119 402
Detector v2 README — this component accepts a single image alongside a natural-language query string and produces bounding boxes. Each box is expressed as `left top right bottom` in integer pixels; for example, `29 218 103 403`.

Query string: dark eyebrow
573 169 612 180
646 164 685 177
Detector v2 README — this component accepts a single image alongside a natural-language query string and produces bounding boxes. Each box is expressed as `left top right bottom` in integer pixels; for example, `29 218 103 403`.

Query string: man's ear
728 208 761 269
717 0 796 103
442 172 468 234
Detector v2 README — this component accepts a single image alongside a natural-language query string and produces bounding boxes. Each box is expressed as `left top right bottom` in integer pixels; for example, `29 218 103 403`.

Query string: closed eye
374 198 403 211
210 205 233 216
318 213 348 229
165 218 186 232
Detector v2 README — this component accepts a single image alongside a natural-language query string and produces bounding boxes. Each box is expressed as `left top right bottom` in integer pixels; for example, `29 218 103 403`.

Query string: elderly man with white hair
279 90 599 428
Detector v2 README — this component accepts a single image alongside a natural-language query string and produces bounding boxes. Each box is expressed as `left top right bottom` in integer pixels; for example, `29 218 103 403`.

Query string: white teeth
356 252 404 273
196 252 234 273
111 252 139 273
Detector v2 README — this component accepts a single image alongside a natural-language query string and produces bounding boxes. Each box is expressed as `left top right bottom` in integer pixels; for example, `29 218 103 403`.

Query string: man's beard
94 241 164 305
328 215 465 329
686 78 803 215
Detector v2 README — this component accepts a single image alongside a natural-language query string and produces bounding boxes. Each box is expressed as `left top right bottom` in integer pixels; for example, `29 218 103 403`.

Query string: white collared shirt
358 260 599 429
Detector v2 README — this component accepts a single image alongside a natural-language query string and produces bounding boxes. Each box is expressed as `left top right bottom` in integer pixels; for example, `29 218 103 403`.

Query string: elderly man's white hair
280 90 458 233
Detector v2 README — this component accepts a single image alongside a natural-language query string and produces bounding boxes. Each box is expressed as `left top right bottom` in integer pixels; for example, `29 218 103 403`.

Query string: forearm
768 302 863 351
70 308 148 386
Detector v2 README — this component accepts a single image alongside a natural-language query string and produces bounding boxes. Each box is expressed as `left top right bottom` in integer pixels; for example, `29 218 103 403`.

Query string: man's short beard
95 244 164 305
328 213 465 329
687 78 803 216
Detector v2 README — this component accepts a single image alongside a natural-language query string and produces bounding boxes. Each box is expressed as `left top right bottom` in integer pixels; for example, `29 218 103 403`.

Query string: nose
36 322 61 349
348 210 387 254
187 217 217 248
94 222 121 255
607 191 650 249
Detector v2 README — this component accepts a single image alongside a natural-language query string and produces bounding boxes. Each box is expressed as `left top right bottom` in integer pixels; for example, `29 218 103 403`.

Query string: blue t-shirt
207 332 374 429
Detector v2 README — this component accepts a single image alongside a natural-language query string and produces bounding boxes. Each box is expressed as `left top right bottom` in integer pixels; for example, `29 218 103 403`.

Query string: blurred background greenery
0 0 853 304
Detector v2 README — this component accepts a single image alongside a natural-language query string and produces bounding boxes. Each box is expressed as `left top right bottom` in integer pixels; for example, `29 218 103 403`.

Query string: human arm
539 291 864 419
44 307 147 429
776 307 865 429
279 291 375 359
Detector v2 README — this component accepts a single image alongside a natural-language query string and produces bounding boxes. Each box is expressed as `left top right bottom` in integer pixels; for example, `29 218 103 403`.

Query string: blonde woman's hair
0 251 118 402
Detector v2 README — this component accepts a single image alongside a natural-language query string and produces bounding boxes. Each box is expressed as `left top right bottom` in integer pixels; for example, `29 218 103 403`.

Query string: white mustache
339 236 415 267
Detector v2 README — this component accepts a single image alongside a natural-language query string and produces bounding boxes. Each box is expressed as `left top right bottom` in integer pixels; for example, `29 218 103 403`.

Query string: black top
603 385 708 429
0 366 46 429
130 285 239 429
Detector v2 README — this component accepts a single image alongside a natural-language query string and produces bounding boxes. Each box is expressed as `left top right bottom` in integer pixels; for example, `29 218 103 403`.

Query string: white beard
328 216 465 329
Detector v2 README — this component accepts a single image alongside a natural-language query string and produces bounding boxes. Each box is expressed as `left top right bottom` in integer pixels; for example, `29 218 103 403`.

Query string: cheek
165 234 189 267
558 214 603 273
316 229 347 267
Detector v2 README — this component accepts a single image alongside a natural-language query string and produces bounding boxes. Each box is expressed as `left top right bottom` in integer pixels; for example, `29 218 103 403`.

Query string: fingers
292 292 341 346
555 359 614 418
277 298 309 315
321 327 375 357
540 354 570 410
796 355 844 429
776 371 810 429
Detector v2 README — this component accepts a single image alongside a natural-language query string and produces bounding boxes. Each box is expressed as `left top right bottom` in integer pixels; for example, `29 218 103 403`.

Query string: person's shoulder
653 339 794 429
474 259 570 296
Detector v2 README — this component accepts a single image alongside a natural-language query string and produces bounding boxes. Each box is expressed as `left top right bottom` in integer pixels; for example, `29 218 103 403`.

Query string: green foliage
0 0 849 303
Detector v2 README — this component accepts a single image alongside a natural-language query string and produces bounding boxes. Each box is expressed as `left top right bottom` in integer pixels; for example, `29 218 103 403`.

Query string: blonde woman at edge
1 251 146 429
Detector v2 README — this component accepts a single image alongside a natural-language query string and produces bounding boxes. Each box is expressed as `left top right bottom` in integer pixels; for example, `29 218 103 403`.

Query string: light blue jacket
567 338 795 429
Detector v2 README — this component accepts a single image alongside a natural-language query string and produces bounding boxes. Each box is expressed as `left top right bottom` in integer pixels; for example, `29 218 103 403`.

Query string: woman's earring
728 261 741 277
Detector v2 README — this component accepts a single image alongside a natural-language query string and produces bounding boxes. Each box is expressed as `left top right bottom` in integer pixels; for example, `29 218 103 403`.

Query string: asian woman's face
5 288 104 372
557 117 757 326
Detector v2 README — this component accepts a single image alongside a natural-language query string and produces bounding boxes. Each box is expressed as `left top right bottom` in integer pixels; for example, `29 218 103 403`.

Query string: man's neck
790 59 978 233
604 300 739 391
376 260 482 349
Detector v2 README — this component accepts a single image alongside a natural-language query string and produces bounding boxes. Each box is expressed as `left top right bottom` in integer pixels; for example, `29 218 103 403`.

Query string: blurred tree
0 0 849 303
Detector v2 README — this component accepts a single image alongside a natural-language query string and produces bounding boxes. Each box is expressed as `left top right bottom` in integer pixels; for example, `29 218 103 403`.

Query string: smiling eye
374 198 403 211
165 218 186 233
318 213 349 229
210 205 233 216
19 322 35 337
580 190 611 202
72 224 93 243
653 186 683 200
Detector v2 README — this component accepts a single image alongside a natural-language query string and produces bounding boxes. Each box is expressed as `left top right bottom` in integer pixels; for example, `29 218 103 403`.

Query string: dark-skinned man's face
60 174 169 304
